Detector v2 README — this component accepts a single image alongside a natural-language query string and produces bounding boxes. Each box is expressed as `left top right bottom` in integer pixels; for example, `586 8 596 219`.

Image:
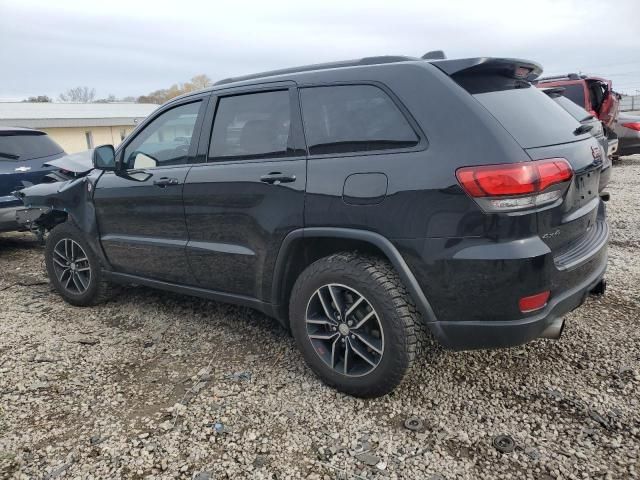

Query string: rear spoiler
427 57 543 81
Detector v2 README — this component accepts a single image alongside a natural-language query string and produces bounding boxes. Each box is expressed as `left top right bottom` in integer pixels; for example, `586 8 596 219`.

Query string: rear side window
0 133 63 161
209 90 292 160
300 85 419 155
559 83 586 107
472 84 585 148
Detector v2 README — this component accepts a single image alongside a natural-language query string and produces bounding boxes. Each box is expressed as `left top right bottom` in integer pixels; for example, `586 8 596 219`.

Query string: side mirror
92 145 117 171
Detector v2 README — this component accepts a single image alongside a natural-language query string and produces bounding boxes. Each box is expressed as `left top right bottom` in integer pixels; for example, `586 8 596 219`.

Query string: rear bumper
617 137 640 157
394 208 609 350
428 245 607 349
599 165 611 192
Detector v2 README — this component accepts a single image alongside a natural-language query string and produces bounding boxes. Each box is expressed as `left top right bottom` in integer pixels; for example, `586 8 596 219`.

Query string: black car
0 127 65 232
16 56 609 397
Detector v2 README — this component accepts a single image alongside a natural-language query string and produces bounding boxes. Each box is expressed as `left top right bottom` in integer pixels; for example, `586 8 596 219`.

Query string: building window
85 131 94 149
120 129 127 141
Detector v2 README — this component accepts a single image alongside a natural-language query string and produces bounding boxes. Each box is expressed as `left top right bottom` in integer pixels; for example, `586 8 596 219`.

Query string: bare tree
95 94 117 103
58 86 96 103
23 95 52 103
137 74 212 104
188 74 212 90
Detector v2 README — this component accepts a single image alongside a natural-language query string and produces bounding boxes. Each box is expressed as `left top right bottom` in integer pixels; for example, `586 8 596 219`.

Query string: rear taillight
622 122 640 131
456 158 573 212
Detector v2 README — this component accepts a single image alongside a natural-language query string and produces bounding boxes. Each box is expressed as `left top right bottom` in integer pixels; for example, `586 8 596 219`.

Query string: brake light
519 291 550 313
456 158 573 212
622 122 640 131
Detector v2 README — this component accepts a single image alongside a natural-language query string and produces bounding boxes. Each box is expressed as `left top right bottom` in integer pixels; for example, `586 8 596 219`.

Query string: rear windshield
469 82 586 148
0 133 64 161
560 83 586 107
553 96 593 122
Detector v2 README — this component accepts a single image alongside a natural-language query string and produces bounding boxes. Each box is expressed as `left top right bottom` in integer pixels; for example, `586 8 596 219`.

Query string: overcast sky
1 0 639 101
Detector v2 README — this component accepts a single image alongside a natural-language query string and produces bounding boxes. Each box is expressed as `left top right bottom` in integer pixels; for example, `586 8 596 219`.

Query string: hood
44 149 94 174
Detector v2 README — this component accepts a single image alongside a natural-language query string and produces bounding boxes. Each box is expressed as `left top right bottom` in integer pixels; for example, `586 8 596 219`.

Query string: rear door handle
153 177 179 187
260 172 296 185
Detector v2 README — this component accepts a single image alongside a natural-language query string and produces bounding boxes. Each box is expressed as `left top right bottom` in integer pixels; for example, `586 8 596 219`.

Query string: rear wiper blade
574 124 593 135
0 152 20 160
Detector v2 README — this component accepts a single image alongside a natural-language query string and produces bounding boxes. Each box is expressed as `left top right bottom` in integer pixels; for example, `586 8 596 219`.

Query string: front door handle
153 177 179 187
260 172 296 185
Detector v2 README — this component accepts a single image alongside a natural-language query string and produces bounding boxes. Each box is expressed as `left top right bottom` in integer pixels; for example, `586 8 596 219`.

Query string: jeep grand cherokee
16 56 608 397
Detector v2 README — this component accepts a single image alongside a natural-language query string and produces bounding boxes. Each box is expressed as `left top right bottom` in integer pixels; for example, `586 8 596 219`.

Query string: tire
289 252 420 397
45 222 111 306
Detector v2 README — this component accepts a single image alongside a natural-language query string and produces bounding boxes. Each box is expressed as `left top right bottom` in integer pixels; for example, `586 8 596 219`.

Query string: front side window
300 85 419 155
209 90 292 161
123 101 201 169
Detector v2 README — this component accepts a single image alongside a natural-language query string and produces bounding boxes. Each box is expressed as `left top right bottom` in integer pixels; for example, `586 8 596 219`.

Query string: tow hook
600 192 610 202
590 278 606 296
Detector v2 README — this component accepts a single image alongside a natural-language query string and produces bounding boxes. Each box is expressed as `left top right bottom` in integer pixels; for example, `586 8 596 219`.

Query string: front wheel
289 252 420 397
45 222 110 306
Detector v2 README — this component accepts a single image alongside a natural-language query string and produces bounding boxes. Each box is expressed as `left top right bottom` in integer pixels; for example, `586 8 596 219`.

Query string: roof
214 56 418 86
207 55 542 93
0 102 158 129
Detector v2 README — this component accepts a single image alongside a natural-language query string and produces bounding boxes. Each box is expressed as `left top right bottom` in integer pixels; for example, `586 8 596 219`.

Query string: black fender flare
271 227 438 325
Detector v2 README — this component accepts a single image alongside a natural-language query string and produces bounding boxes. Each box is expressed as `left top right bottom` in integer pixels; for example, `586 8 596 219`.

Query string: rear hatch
431 58 604 266
0 130 65 207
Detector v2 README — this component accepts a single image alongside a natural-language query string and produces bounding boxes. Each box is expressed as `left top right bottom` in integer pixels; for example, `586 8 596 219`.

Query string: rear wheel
289 252 420 397
45 222 111 306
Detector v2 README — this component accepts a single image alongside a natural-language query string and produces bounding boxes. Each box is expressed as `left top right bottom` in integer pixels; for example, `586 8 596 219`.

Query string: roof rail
214 56 418 86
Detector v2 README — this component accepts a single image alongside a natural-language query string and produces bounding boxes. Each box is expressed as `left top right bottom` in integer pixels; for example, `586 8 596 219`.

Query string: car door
183 84 306 300
93 96 208 283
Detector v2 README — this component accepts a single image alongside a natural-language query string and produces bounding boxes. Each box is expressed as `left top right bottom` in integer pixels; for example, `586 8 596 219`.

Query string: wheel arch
270 228 438 328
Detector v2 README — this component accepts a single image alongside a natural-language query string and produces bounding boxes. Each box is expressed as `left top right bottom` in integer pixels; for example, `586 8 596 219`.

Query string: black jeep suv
16 56 608 397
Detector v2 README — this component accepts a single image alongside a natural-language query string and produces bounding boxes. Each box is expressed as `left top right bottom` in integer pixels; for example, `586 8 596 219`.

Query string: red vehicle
535 74 620 129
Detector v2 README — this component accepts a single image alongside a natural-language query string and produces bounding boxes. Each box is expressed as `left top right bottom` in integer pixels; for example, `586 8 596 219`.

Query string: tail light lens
519 291 550 313
622 122 640 131
456 158 573 212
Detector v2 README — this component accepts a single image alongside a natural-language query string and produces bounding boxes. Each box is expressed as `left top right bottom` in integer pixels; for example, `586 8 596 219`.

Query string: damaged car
13 148 94 238
16 55 609 397
0 127 67 232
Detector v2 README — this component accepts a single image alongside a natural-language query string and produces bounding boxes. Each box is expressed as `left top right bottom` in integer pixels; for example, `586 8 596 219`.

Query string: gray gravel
1 157 639 479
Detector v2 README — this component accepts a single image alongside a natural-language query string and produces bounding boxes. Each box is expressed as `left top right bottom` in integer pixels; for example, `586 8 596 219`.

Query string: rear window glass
0 133 63 161
472 85 585 148
300 85 419 155
554 96 593 122
560 83 586 107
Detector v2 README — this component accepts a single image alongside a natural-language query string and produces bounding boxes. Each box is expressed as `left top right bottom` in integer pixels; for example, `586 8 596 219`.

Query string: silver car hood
44 149 94 174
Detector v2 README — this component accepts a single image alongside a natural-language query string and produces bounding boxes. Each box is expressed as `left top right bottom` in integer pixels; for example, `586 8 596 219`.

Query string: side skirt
102 270 278 319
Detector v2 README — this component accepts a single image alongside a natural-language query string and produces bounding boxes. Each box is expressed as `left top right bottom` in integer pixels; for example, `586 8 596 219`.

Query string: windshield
0 133 64 161
559 83 586 107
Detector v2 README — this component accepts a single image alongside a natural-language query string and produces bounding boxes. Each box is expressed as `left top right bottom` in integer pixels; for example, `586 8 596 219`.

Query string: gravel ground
1 157 639 480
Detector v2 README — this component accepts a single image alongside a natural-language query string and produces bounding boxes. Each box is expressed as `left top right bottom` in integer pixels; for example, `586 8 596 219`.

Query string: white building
0 102 158 153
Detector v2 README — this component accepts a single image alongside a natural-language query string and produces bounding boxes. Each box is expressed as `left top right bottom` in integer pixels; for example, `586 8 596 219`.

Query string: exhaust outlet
540 318 565 340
